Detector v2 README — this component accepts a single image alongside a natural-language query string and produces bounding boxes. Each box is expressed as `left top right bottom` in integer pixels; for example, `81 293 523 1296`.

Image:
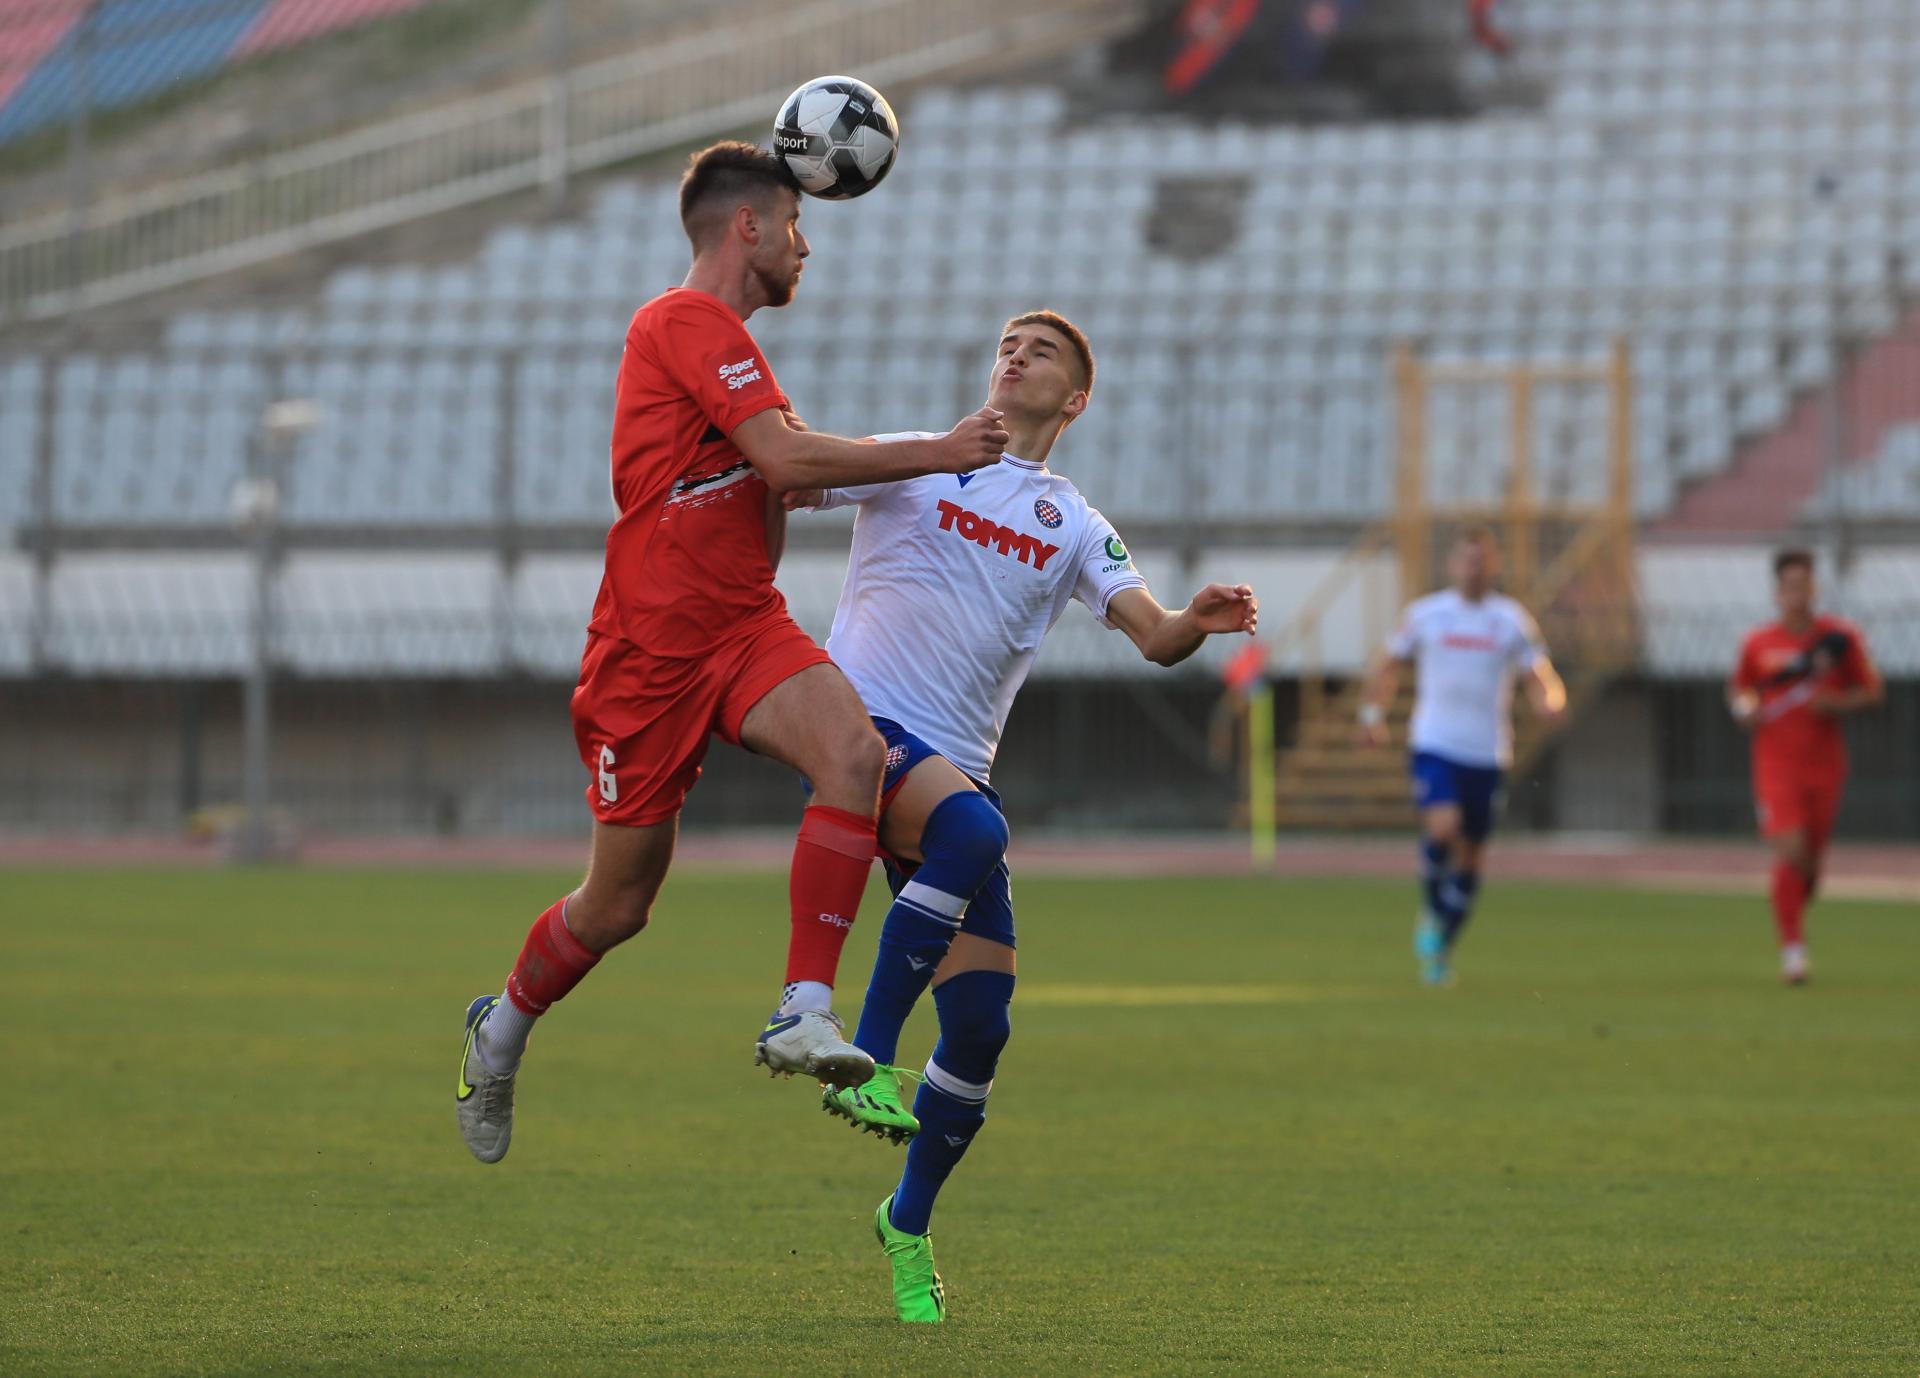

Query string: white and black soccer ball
773 75 899 201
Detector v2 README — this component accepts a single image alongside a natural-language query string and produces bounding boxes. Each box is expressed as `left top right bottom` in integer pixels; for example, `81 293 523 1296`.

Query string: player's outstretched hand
1190 583 1258 636
934 408 1010 473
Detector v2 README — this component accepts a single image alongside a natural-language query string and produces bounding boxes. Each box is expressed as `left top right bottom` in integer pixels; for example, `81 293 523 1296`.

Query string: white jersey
1386 589 1547 769
812 434 1147 782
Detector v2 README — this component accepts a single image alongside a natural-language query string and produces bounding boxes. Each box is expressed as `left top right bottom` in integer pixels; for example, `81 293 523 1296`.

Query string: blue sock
888 969 1014 1237
853 792 1007 1066
1440 870 1480 947
1420 838 1461 929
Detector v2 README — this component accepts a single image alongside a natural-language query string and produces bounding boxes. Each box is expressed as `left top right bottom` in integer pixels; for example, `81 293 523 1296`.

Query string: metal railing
0 0 1142 325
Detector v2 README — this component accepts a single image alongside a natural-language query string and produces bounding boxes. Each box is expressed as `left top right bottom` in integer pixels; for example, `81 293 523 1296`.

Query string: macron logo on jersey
718 358 763 391
934 499 1061 570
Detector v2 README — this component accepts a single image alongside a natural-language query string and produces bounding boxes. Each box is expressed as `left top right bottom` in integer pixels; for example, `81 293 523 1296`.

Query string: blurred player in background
1728 549 1882 985
783 311 1259 1323
1358 529 1566 986
453 142 1007 1165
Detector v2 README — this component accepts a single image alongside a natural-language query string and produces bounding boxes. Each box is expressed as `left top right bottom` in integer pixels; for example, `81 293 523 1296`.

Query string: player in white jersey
780 310 1259 1323
1356 529 1566 985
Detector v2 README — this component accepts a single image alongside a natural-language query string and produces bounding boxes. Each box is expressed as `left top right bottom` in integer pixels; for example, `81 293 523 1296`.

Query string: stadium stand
4 0 1919 689
13 0 1917 541
1811 424 1920 520
0 0 443 142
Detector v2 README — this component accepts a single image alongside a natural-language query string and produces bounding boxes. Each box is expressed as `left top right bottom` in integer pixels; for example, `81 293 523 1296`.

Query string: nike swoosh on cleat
457 997 495 1101
762 1014 802 1037
457 1027 479 1101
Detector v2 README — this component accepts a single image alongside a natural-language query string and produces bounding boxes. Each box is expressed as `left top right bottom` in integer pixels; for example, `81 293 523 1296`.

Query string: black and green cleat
874 1195 945 1324
822 1064 920 1145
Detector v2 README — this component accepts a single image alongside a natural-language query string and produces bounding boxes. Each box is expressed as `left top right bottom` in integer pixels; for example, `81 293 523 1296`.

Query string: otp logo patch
934 500 1062 570
1033 498 1063 529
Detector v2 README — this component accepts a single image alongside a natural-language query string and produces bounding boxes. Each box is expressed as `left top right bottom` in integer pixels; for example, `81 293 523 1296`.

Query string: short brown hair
1004 310 1094 393
679 141 799 250
1773 547 1814 579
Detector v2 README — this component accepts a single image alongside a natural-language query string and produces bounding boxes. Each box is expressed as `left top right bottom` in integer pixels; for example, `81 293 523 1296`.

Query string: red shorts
571 614 833 827
1753 765 1845 847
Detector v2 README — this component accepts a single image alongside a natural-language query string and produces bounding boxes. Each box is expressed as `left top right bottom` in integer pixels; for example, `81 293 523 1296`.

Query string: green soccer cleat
822 1064 920 1145
874 1195 945 1324
1414 909 1452 987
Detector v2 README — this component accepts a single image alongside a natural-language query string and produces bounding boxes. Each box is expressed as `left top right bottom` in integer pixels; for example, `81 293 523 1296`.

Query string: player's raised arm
733 407 1007 492
1106 583 1258 668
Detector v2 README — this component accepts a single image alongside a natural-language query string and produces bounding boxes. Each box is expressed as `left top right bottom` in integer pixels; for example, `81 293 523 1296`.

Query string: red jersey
1732 615 1877 778
588 288 791 657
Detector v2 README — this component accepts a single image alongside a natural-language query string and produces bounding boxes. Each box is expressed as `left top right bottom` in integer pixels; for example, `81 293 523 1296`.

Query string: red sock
1770 861 1807 948
785 804 878 986
504 898 602 1016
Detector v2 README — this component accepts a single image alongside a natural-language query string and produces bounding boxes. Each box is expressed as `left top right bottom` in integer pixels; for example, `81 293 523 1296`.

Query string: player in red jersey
1728 548 1882 985
453 143 1008 1163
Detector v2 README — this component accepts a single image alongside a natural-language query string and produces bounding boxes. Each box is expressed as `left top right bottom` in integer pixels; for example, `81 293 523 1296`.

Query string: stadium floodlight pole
231 398 320 863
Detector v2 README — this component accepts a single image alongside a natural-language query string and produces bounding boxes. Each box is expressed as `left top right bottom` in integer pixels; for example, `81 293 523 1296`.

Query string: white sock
475 995 536 1073
780 980 832 1015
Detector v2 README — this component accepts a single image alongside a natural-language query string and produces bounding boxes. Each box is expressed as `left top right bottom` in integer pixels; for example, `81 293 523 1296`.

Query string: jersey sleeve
1386 605 1421 660
815 479 909 511
650 297 789 436
1834 620 1881 690
1071 508 1148 627
1505 602 1548 670
812 434 937 511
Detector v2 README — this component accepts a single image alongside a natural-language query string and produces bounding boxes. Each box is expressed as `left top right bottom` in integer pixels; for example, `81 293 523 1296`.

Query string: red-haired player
1728 549 1882 984
452 142 1007 1164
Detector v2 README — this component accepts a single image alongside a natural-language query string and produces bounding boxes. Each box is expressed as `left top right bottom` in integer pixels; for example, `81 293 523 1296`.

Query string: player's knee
931 968 1014 1073
923 790 1009 875
823 720 887 792
614 891 654 939
569 883 654 949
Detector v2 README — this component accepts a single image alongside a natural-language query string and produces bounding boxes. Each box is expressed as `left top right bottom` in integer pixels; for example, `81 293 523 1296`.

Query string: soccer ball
773 75 899 201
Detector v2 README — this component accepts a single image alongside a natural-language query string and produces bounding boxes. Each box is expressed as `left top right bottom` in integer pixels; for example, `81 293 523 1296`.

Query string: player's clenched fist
934 407 1010 472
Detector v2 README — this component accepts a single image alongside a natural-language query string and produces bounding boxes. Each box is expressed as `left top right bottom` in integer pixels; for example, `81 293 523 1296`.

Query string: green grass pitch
3 864 1916 1376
